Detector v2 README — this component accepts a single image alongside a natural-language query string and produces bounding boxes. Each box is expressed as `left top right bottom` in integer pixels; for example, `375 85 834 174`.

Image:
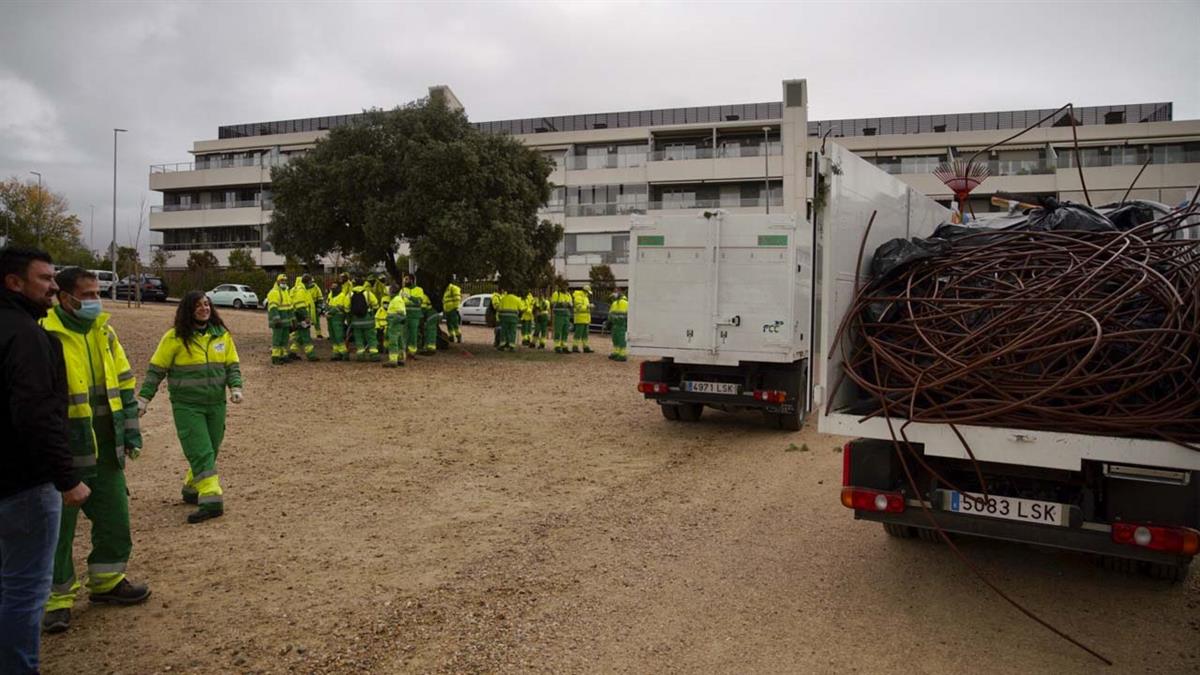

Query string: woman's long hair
174 290 227 351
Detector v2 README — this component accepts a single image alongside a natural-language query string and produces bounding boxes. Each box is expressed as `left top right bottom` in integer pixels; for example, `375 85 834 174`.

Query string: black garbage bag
1098 200 1172 231
869 236 951 279
1026 200 1116 233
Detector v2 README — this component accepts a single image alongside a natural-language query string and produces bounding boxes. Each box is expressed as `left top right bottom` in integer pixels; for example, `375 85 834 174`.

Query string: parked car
458 293 492 324
206 284 259 309
90 269 117 295
589 300 610 332
115 274 168 301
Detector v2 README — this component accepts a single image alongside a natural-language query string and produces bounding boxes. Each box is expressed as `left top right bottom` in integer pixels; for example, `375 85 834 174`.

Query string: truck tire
1145 561 1189 583
778 408 803 431
677 402 703 422
1099 555 1138 576
882 522 915 539
660 404 680 421
916 527 942 543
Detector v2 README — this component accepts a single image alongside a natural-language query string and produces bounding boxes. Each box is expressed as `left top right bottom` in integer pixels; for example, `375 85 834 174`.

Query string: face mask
72 296 102 320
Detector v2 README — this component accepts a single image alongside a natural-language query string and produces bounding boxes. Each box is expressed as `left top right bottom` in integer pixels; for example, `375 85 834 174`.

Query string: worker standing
442 279 462 343
265 274 293 365
288 275 318 362
137 291 243 524
325 281 349 361
383 284 407 369
607 288 629 361
306 275 326 339
347 277 379 361
40 268 150 634
550 281 573 354
490 288 502 349
401 274 429 358
374 288 390 356
571 285 594 353
532 290 550 350
518 291 533 347
370 275 388 304
496 288 522 351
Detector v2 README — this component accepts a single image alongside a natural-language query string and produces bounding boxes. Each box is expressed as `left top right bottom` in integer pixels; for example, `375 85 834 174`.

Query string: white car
458 293 492 324
90 269 117 295
206 284 259 309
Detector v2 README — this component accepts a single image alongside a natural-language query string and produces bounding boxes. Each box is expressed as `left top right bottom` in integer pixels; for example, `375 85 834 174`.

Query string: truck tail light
752 389 788 404
840 487 905 513
1111 522 1200 556
637 382 669 394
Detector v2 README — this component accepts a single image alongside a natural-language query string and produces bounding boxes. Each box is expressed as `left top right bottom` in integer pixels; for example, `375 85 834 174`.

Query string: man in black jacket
0 246 91 674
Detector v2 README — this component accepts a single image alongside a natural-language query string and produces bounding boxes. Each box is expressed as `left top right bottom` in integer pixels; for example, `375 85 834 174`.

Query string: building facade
149 81 1200 282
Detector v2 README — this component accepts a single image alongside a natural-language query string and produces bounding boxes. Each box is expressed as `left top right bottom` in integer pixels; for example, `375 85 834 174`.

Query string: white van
90 269 117 294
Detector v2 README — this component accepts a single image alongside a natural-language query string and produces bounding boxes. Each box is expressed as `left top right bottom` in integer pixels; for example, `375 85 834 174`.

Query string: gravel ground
40 303 1200 674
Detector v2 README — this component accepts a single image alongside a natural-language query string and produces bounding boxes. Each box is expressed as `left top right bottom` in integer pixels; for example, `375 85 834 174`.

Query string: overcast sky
2 0 1197 253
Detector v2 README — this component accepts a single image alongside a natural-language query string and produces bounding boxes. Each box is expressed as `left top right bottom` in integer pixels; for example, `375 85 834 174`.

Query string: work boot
383 361 396 368
42 609 70 634
288 353 302 361
306 354 320 362
271 357 284 365
571 346 580 353
583 346 594 354
456 334 463 343
182 488 198 505
90 578 151 605
187 508 224 524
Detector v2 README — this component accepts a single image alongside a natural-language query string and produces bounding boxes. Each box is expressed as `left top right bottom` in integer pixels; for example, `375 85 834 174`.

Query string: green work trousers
422 309 441 351
534 315 549 347
520 319 532 345
174 401 226 514
573 322 590 350
327 311 348 358
499 314 518 349
350 318 376 360
47 444 130 611
290 312 316 360
445 309 461 339
553 311 571 349
610 316 628 357
405 311 422 355
387 319 407 365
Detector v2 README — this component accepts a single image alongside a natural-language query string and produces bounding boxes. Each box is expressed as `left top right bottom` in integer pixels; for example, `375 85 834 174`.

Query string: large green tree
0 177 97 267
268 97 561 298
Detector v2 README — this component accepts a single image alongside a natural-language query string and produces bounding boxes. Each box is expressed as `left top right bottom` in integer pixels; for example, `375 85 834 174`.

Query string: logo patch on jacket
214 343 226 353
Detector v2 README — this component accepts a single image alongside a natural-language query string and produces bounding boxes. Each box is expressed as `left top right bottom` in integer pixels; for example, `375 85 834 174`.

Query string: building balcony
149 205 271 231
148 155 292 191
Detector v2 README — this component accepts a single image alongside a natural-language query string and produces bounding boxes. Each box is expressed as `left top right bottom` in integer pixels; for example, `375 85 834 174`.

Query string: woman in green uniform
137 292 243 524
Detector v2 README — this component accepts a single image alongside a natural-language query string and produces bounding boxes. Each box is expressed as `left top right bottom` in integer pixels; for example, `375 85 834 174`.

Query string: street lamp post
29 171 42 246
761 127 771 215
112 128 126 300
89 204 95 254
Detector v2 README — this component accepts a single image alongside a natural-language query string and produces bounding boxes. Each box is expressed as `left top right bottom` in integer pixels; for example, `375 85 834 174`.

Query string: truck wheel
915 527 942 543
778 408 803 431
1145 561 1189 583
1099 555 1138 576
882 522 915 539
677 402 703 422
660 404 680 421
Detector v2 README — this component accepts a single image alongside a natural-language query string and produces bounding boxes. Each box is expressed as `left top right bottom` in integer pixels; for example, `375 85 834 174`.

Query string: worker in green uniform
40 268 150 634
288 275 318 362
490 288 503 348
374 289 390 356
571 285 594 353
442 279 462 343
607 288 629 361
532 291 550 350
421 299 440 355
371 275 388 304
550 282 573 354
496 289 522 351
401 274 429 358
519 291 534 347
325 282 349 361
307 275 326 339
383 284 408 368
346 277 379 361
138 291 243 524
265 274 293 365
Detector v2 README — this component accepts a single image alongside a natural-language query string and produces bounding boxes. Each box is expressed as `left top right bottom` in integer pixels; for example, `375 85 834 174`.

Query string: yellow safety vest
443 284 462 312
572 290 592 324
140 326 242 407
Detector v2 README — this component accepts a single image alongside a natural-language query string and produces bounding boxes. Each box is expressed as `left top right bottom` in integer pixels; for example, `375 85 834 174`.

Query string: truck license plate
945 491 1067 527
683 381 740 395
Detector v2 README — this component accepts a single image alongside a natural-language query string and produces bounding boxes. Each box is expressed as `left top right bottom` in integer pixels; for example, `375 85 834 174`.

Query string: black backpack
350 289 369 318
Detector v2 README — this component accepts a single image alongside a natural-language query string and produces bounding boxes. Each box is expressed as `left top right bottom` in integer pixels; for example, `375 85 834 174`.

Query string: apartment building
149 81 1200 282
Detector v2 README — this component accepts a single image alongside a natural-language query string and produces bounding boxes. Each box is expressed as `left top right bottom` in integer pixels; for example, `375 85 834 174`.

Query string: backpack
350 289 369 317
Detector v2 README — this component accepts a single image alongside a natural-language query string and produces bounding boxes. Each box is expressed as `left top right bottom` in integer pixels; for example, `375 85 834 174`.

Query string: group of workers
264 272 630 363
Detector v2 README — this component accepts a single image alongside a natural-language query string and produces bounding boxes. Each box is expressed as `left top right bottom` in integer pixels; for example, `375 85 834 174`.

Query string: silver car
458 293 492 324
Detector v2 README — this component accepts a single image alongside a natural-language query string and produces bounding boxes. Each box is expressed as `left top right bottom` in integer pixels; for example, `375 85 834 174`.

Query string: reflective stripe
193 469 218 481
68 392 88 405
72 454 97 468
92 404 112 416
88 562 127 575
147 365 168 376
124 417 140 430
172 363 225 374
198 495 224 505
117 369 134 382
51 578 76 594
169 377 227 388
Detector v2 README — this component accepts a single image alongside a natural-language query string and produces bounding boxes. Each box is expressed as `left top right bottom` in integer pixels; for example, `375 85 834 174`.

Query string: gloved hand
230 388 244 404
125 445 141 460
136 396 149 418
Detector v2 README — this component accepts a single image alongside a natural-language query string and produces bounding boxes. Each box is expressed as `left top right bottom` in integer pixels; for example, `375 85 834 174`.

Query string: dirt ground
39 302 1199 674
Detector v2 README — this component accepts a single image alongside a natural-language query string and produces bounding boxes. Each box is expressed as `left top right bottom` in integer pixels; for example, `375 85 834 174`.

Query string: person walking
0 246 90 674
40 267 150 634
496 289 522 352
571 285 594 353
532 291 550 350
383 284 408 369
347 277 379 361
550 282 573 354
265 274 294 365
607 288 629 361
442 279 462 343
137 292 243 524
325 281 350 361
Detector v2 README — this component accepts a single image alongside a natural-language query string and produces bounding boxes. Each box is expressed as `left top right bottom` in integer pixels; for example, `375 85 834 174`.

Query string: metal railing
715 142 783 158
649 147 716 162
150 154 294 174
648 196 782 210
151 199 271 213
158 240 263 251
564 202 649 217
564 251 629 265
565 153 649 170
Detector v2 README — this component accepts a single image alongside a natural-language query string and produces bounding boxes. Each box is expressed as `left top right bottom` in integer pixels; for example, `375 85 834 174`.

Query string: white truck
628 211 812 429
815 142 1200 580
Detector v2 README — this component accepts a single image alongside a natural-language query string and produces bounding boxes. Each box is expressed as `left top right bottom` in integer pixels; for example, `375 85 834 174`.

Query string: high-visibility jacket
609 295 629 321
520 293 534 321
327 288 349 316
292 276 315 321
386 294 408 328
572 289 593 324
490 292 502 320
139 325 242 407
370 279 387 302
41 307 141 475
403 285 431 312
266 283 294 328
532 297 551 317
347 284 379 321
442 283 462 312
496 292 523 320
550 290 573 316
306 282 325 313
375 296 391 330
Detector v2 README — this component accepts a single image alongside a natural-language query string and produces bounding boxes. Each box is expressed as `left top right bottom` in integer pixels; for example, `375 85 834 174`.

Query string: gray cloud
2 0 1197 254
